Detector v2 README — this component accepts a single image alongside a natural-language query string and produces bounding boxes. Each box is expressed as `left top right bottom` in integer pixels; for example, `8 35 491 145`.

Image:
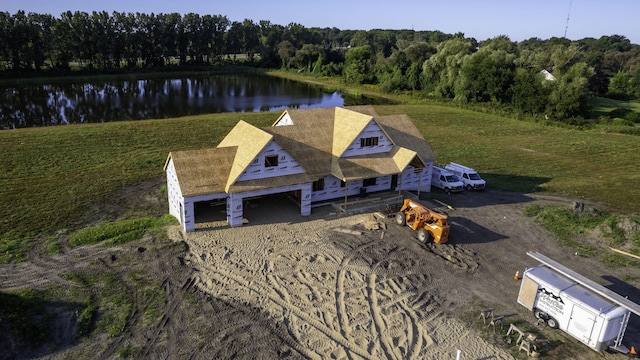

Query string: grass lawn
590 96 640 117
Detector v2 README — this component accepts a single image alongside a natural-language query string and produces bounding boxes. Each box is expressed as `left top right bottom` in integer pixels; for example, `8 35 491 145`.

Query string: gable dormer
236 139 305 181
217 120 308 189
273 111 294 126
340 119 394 157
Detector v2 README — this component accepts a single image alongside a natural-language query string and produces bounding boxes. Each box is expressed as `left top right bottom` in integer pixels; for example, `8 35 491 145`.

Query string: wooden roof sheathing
217 120 273 191
336 146 417 181
167 106 436 198
274 107 336 127
265 123 333 176
332 107 374 157
168 147 237 196
375 114 437 163
228 173 318 193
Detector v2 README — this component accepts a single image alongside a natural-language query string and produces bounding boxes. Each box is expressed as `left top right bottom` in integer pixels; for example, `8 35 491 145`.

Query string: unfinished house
164 106 436 231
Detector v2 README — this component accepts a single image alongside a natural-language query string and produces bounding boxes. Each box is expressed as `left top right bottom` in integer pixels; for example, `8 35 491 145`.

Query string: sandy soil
174 189 640 359
2 185 639 359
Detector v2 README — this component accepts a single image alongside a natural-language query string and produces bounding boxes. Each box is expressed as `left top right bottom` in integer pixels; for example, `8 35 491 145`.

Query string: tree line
1 10 639 122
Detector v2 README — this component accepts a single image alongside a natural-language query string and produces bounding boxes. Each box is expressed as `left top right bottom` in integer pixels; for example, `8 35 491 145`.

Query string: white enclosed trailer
517 252 640 353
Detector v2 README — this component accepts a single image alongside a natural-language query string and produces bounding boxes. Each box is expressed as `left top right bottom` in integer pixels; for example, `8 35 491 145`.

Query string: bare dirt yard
2 183 639 360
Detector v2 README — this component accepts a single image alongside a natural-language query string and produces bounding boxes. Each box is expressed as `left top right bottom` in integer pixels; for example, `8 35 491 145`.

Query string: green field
1 102 639 262
590 96 640 117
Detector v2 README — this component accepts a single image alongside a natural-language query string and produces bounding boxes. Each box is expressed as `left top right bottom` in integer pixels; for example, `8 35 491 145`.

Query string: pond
0 74 391 129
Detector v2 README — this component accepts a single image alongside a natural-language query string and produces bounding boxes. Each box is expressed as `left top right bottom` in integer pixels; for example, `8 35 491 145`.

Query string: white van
431 166 464 193
444 162 486 190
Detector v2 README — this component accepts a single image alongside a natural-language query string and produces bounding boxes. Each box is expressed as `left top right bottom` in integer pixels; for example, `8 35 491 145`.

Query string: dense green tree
456 48 515 103
282 22 318 49
183 13 206 63
26 12 54 70
258 20 284 67
631 67 640 98
547 62 594 119
422 37 473 97
239 19 260 60
110 12 136 67
349 31 370 47
205 15 230 62
90 11 115 69
6 11 30 70
277 40 295 68
343 45 374 84
1 10 638 121
607 71 632 99
295 43 323 71
225 21 243 62
403 42 436 64
510 68 550 114
456 36 516 103
369 30 396 57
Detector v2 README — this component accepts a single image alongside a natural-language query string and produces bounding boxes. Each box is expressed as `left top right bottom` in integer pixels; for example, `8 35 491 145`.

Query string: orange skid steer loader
395 199 450 244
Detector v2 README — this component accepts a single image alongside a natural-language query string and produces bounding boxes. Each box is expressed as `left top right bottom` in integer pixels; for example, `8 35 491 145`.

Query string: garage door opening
194 199 227 230
242 192 301 225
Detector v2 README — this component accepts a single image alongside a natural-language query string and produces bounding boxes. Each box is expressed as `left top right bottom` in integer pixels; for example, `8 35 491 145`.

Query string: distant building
541 69 556 81
164 106 436 231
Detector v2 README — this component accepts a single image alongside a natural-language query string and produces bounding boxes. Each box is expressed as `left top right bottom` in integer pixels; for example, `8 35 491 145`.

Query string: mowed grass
590 96 640 117
1 104 639 261
0 112 275 261
375 104 640 212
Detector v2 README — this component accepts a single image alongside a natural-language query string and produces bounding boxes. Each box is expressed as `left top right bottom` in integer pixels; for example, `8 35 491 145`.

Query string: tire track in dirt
198 262 373 359
367 273 400 360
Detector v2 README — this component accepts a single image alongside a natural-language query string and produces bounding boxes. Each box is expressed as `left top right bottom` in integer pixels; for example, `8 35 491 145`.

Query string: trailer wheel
533 309 546 320
417 228 430 243
546 317 559 329
395 212 406 226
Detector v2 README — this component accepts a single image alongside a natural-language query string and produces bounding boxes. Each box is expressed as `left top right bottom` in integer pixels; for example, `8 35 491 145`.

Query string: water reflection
0 74 377 129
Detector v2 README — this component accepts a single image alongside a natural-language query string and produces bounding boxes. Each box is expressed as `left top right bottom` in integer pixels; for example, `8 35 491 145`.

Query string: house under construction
164 106 436 231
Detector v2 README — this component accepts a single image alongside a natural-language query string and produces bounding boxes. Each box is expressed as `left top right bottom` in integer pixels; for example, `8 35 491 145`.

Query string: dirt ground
2 184 640 360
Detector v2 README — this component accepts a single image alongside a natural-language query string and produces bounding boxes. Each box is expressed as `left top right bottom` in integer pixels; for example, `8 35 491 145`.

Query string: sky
3 0 639 45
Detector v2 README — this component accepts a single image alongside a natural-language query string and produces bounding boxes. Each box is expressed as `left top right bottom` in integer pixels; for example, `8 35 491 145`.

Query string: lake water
0 74 387 129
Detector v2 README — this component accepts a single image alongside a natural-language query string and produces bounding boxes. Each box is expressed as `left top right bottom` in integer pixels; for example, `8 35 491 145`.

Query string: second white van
431 166 464 193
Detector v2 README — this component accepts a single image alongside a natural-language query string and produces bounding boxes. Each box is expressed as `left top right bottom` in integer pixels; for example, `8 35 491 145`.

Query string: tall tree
225 21 242 62
7 11 30 70
547 62 593 119
258 20 284 67
422 37 473 98
90 11 114 68
276 40 295 68
456 36 516 103
510 68 549 114
343 45 374 84
27 12 54 70
607 71 632 99
240 19 260 60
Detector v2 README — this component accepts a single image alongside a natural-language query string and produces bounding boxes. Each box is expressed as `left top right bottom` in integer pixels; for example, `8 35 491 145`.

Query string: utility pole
563 0 573 38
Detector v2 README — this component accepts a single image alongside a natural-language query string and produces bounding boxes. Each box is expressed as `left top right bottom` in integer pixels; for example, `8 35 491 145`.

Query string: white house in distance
164 106 437 231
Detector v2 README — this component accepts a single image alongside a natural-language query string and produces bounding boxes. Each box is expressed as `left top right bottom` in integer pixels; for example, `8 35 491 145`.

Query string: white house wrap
164 106 437 231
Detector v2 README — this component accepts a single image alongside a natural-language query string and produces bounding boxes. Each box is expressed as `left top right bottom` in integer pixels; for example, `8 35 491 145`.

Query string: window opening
264 155 279 167
313 179 325 191
360 137 379 147
363 178 376 187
